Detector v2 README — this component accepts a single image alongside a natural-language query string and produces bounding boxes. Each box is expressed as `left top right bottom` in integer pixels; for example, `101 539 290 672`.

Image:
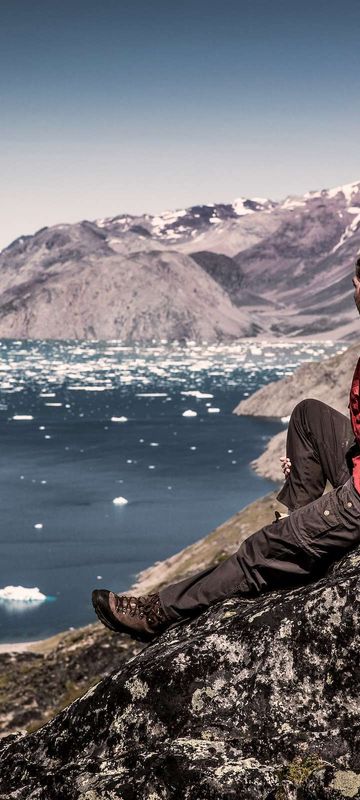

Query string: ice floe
34 523 43 529
207 407 220 413
181 391 214 399
112 496 128 505
12 415 33 421
136 393 168 398
111 416 128 422
182 409 197 417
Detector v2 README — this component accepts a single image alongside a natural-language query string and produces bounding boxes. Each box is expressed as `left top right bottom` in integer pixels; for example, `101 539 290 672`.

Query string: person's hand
280 455 291 478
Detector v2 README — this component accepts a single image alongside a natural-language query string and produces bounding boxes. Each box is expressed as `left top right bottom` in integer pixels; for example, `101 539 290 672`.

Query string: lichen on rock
0 539 360 799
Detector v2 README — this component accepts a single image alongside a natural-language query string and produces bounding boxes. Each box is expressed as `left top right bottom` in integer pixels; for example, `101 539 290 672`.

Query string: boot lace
114 593 167 628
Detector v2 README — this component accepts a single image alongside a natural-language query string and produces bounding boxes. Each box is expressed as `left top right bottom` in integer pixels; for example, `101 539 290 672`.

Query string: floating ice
34 523 43 529
68 385 108 391
148 465 156 469
111 416 128 422
113 496 128 505
181 391 214 399
45 402 62 407
190 446 197 450
96 575 102 580
208 407 220 413
0 585 46 603
182 409 197 417
149 442 159 447
12 415 33 421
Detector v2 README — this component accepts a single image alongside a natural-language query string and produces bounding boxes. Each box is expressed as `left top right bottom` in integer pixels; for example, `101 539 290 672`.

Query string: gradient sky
0 0 359 249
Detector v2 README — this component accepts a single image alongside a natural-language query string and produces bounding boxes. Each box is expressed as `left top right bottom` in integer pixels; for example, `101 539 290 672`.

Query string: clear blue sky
0 0 359 249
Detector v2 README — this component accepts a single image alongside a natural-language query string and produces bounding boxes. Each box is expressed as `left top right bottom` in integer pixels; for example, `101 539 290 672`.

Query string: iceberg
112 496 128 505
182 409 197 417
0 585 47 603
111 416 128 422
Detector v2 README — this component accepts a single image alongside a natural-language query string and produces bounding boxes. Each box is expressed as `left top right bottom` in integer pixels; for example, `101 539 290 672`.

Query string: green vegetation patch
276 753 325 799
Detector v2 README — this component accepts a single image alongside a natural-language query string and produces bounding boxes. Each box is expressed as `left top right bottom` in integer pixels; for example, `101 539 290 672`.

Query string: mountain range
1 181 360 341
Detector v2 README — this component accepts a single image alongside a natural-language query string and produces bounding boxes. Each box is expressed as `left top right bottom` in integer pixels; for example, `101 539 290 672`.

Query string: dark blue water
0 339 345 642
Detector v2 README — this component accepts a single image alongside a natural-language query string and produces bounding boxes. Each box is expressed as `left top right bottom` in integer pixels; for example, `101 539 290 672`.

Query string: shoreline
0 639 46 654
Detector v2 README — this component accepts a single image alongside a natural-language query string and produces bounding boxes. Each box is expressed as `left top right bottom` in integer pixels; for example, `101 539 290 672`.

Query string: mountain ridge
0 180 359 341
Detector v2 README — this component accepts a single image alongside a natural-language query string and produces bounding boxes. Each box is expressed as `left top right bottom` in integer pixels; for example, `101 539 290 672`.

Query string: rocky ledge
1 538 360 799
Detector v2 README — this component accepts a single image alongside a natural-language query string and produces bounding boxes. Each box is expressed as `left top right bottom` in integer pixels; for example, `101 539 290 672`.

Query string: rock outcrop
1 539 360 799
234 342 360 482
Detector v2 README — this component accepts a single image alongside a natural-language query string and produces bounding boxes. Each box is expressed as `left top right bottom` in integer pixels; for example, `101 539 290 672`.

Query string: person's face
352 271 360 315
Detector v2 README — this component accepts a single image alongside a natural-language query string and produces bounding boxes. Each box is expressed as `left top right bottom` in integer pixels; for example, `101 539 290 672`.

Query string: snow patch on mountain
281 197 307 210
327 181 360 202
303 180 360 205
232 198 257 215
232 197 275 215
331 209 360 253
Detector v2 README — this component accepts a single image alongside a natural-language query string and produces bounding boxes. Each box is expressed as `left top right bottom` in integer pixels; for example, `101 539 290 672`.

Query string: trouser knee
290 398 322 426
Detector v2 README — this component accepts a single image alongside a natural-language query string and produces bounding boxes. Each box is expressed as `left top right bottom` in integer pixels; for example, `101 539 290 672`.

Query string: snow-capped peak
232 198 256 216
326 180 360 203
232 197 275 216
303 180 360 205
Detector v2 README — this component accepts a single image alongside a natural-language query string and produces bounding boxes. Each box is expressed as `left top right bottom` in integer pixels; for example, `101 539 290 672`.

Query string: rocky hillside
1 536 360 799
234 342 359 481
234 341 359 418
0 492 283 739
0 181 360 341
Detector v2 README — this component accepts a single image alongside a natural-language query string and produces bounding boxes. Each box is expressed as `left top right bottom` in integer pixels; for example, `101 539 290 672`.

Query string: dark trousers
159 399 360 621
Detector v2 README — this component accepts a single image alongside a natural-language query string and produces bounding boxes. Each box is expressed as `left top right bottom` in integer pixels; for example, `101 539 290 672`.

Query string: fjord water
0 339 345 643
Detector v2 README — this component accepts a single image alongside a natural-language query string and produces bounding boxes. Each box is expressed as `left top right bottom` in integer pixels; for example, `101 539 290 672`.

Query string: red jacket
349 357 360 492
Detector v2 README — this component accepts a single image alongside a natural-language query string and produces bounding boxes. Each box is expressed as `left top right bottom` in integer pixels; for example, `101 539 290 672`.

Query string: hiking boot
92 589 171 642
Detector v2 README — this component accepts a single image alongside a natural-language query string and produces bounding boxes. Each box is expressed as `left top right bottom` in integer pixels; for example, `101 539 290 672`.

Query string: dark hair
356 256 360 280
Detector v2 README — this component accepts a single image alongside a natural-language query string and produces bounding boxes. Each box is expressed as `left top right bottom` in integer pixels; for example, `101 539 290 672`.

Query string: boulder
1 544 360 799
